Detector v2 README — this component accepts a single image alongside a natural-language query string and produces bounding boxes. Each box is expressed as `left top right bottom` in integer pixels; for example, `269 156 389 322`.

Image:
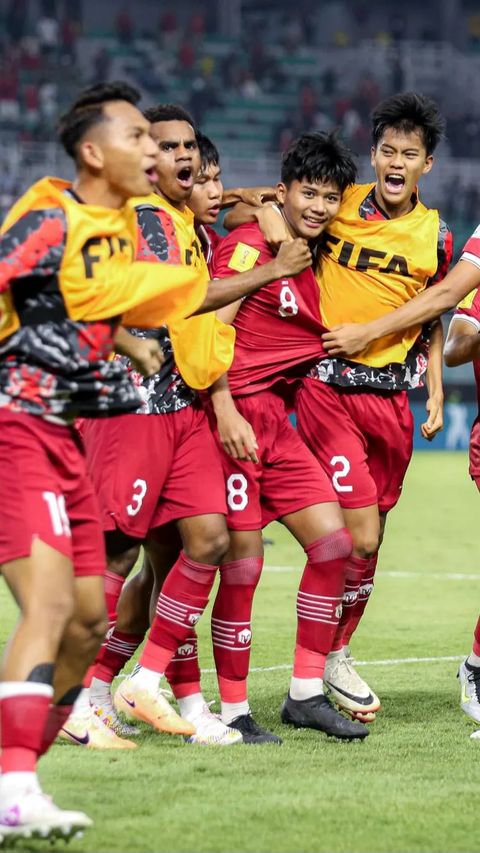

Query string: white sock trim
0 682 54 700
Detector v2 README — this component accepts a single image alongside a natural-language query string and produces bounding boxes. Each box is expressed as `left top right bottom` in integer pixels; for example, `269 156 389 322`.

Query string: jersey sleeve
210 227 274 279
460 224 480 273
429 218 453 286
454 286 480 330
0 208 67 295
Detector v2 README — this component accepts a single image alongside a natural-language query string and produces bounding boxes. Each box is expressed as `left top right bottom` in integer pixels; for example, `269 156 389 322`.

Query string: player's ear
422 155 434 176
370 146 377 169
276 182 286 205
79 140 105 171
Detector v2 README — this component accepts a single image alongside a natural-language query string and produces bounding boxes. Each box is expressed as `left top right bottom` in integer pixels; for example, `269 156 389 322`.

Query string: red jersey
210 222 327 396
454 226 480 412
198 224 223 276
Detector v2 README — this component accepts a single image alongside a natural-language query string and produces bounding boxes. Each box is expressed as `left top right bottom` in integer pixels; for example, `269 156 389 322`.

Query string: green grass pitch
1 452 480 853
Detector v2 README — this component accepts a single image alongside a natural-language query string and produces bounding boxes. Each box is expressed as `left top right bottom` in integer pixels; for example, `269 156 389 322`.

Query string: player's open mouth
208 206 221 216
145 166 159 185
176 167 193 189
385 174 405 194
303 215 327 229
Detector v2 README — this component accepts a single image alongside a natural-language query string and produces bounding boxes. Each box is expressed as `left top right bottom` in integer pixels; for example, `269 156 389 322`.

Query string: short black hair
57 81 141 161
196 131 219 169
143 103 195 127
281 130 357 191
371 92 445 156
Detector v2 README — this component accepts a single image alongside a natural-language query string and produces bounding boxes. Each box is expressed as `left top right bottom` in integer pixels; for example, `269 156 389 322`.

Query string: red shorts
208 391 337 531
469 417 480 488
83 404 227 539
296 378 414 513
0 409 105 576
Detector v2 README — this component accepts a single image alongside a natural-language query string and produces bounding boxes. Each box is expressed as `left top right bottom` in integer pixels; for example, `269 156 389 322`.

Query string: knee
106 547 140 580
25 590 75 636
186 529 230 566
352 534 379 561
68 609 109 652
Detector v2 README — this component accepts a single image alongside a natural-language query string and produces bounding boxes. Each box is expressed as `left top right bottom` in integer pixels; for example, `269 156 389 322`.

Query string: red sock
103 571 125 640
0 684 53 772
139 552 218 674
211 557 263 702
94 630 145 684
330 555 369 652
293 528 352 679
166 633 201 699
473 613 480 658
343 552 378 645
39 705 72 756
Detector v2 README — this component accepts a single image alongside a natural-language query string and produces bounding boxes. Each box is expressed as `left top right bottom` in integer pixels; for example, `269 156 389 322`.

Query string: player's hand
129 338 164 378
322 324 372 357
274 238 312 278
255 203 292 251
421 394 444 441
216 407 259 463
240 186 278 207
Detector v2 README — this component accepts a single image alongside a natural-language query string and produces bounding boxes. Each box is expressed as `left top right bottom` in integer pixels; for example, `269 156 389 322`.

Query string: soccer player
74 105 310 747
200 130 369 741
0 81 209 843
232 93 450 722
443 233 480 736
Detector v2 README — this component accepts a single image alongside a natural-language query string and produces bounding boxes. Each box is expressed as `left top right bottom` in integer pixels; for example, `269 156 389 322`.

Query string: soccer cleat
114 678 195 736
60 704 137 749
227 713 282 744
0 785 92 848
185 702 243 745
324 649 380 722
94 703 140 737
281 692 369 739
458 659 480 723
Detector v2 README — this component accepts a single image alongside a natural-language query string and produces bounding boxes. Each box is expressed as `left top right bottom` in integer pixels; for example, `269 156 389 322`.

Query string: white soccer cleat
185 702 243 745
459 659 480 724
60 703 137 749
324 648 380 722
93 702 140 737
0 783 92 847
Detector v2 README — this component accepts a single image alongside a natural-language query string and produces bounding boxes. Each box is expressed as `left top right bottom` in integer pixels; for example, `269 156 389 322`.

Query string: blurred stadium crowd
0 0 479 257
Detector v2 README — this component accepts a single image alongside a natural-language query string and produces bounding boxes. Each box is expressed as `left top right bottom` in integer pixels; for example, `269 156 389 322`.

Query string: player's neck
280 208 300 240
373 183 414 220
154 185 186 213
72 175 125 209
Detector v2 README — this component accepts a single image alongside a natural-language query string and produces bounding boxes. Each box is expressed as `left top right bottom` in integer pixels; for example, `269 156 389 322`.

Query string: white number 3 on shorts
227 474 249 511
330 456 353 493
127 479 148 516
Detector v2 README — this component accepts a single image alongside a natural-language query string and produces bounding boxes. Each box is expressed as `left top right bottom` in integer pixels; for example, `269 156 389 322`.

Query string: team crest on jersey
228 242 260 273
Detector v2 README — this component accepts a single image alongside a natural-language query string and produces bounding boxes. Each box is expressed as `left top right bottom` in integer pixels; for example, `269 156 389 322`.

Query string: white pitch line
198 655 464 675
264 565 480 581
114 654 464 681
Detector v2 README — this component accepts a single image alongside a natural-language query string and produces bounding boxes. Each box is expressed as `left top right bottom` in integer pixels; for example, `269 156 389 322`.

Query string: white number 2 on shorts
126 479 148 516
227 474 249 511
278 284 299 317
42 491 71 537
330 456 354 493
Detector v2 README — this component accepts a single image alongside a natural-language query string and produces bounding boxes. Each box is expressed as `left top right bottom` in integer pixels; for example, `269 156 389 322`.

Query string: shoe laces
466 668 480 701
330 655 366 692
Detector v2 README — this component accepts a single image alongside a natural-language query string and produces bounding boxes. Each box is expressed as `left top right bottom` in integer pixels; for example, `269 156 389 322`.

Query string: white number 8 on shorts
227 474 249 511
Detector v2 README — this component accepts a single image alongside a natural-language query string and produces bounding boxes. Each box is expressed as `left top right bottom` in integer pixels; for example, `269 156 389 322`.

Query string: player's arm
223 202 292 250
221 186 277 211
192 238 311 315
444 315 480 367
209 372 259 463
322 260 480 358
421 318 444 441
114 327 164 377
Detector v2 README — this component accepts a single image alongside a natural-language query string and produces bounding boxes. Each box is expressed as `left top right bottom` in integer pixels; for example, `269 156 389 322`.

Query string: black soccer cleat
229 713 283 744
280 692 370 740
